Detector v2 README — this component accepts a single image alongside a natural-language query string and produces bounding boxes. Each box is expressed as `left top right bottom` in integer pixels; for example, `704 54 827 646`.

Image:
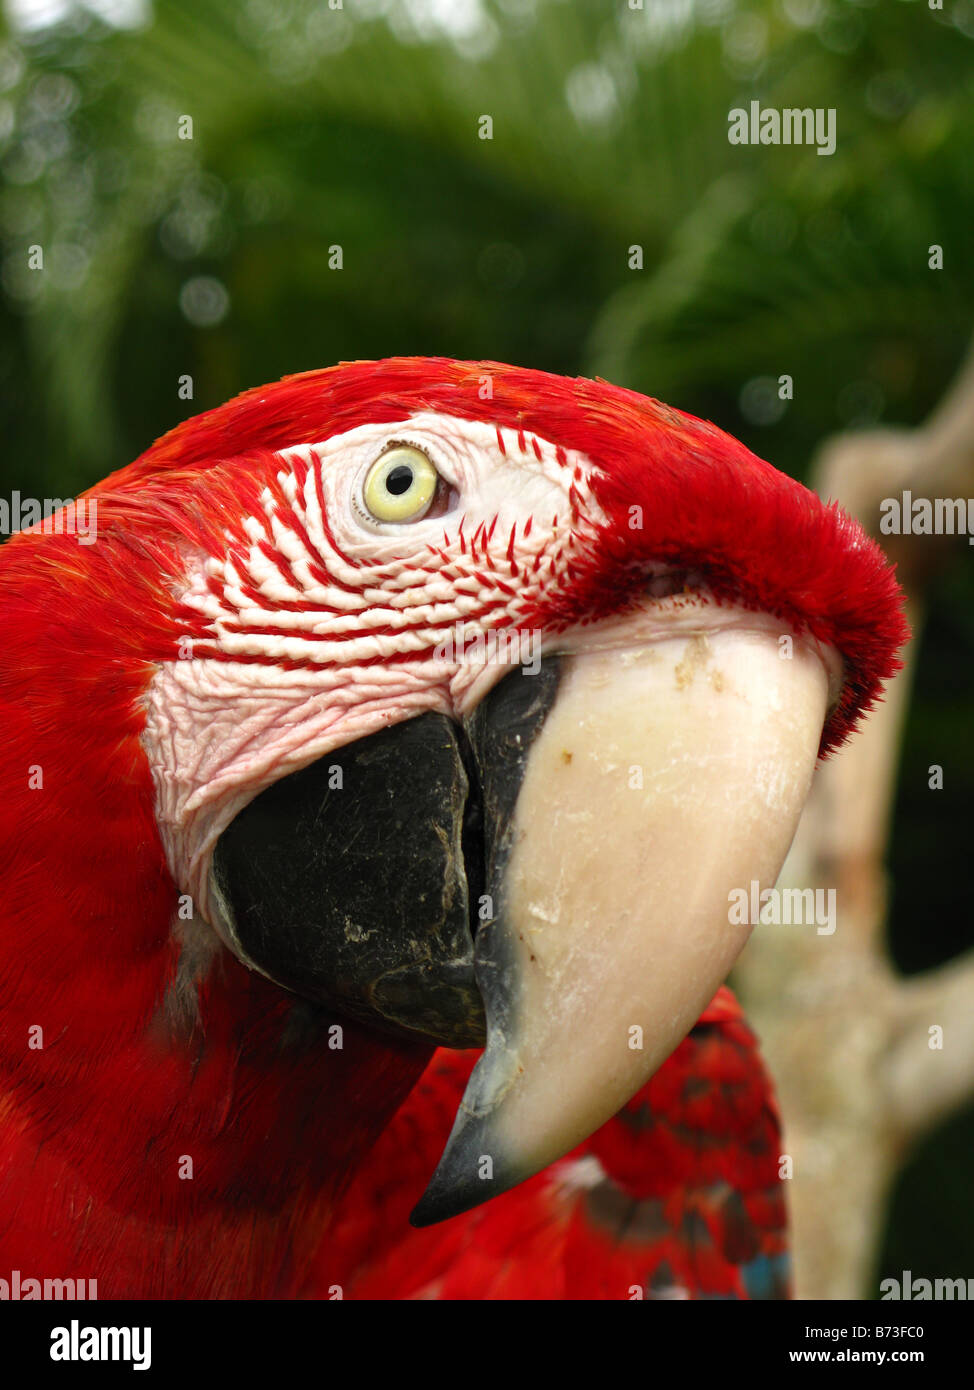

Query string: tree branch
737 334 974 1296
884 949 974 1140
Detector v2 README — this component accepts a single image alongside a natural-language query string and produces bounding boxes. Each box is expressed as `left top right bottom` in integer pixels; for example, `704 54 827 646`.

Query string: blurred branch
736 332 974 1299
824 340 974 1142
815 340 974 560
886 949 974 1139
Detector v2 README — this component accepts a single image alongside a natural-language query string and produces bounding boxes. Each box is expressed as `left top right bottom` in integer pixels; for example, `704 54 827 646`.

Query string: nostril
645 566 705 599
647 571 684 599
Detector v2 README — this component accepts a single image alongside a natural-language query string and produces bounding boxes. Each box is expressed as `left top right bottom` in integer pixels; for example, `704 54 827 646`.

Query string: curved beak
411 611 832 1225
211 601 833 1230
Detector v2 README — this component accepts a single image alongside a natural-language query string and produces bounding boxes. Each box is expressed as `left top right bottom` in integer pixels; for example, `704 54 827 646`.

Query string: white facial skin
143 412 591 924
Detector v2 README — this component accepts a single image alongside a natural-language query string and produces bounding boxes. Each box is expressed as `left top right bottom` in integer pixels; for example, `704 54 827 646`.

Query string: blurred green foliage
1 0 972 1294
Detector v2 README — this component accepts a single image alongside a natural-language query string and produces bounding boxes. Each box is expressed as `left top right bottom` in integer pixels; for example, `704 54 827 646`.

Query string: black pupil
385 465 414 496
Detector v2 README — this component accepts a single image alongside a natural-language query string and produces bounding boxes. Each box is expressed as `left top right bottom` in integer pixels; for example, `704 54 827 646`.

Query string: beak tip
407 1177 476 1229
408 1120 523 1228
408 1176 513 1229
407 1194 445 1229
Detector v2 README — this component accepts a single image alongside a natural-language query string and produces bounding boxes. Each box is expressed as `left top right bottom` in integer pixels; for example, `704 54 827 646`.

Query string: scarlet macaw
0 358 906 1298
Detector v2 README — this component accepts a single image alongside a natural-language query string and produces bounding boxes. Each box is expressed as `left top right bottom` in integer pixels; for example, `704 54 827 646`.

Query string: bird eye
362 446 441 524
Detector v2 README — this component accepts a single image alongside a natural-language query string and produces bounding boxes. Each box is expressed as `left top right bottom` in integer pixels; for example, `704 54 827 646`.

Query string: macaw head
0 358 906 1233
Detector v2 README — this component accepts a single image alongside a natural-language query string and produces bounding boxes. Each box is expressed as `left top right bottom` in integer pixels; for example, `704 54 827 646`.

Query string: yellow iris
363 446 439 523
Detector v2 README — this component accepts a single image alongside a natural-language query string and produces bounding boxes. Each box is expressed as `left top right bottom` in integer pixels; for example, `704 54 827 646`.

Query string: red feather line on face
93 356 908 755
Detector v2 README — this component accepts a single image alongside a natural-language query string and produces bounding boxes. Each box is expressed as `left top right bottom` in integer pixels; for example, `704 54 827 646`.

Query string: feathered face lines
103 386 904 763
139 410 605 920
169 412 594 672
82 357 903 704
